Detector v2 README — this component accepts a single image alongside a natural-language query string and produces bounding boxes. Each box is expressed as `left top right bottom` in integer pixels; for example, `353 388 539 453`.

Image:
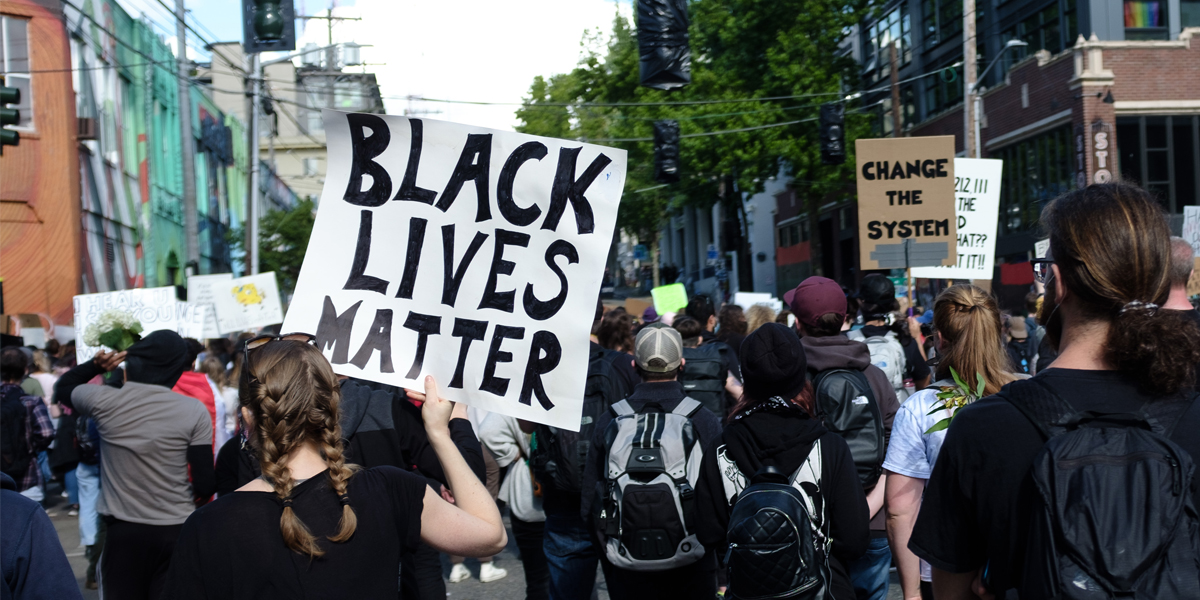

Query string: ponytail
932 284 1017 396
1043 183 1200 397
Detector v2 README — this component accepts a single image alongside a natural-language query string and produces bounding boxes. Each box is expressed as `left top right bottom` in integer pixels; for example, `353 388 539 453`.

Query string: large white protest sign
187 273 233 338
73 287 203 362
210 272 285 334
282 111 627 430
1183 206 1200 255
911 158 1003 281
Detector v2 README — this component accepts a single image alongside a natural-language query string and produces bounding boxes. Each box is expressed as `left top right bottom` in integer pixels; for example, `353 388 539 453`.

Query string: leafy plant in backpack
924 368 986 434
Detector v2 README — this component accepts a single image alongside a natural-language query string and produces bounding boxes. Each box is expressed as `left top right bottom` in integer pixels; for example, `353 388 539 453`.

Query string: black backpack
1004 379 1200 599
680 343 729 417
811 368 885 488
532 344 626 494
0 385 32 480
724 446 830 600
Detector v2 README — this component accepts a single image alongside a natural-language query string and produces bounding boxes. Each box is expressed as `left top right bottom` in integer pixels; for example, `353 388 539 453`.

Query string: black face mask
1039 274 1064 350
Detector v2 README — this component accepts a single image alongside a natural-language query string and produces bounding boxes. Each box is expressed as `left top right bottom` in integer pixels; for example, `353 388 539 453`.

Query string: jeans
543 509 601 600
63 467 78 505
37 451 51 491
77 462 101 546
848 536 892 600
512 515 549 600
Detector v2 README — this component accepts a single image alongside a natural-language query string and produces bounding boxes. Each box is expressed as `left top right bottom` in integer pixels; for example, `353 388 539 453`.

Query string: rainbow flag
1125 0 1161 28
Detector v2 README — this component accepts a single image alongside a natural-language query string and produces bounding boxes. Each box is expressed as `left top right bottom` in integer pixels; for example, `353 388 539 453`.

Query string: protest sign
176 302 210 341
281 111 627 430
651 283 689 314
856 137 957 270
733 292 783 314
1034 239 1050 259
211 272 285 334
187 273 233 338
911 158 1003 280
73 287 193 362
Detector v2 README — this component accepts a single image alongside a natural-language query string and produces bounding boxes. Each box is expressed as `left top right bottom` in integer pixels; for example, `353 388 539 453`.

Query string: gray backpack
847 329 908 402
595 398 706 571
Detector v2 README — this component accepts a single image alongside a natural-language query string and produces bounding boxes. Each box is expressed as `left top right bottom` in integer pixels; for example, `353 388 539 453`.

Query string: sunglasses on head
241 333 317 384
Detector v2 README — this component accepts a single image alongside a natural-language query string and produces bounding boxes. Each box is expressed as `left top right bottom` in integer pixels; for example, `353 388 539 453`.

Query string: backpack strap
673 397 703 418
611 399 635 418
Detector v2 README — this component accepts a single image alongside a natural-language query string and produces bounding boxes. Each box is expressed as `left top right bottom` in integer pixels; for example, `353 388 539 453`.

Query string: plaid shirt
1 383 54 492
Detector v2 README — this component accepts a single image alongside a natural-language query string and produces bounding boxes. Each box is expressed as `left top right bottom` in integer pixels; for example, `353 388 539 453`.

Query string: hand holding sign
282 111 626 430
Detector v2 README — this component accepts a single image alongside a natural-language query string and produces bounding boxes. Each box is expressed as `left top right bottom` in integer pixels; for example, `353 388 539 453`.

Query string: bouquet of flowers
924 367 986 434
83 309 144 352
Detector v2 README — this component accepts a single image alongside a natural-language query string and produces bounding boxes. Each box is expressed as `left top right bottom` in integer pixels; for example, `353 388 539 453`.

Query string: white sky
114 0 631 131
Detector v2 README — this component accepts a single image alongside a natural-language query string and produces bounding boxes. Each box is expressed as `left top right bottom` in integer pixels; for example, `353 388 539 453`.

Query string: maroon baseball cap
784 276 848 327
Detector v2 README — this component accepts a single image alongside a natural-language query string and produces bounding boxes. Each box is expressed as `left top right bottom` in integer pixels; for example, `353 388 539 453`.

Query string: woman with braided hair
163 337 506 599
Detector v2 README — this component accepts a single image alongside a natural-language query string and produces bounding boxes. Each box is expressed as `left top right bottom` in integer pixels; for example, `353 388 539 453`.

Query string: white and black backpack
595 398 706 571
718 437 832 600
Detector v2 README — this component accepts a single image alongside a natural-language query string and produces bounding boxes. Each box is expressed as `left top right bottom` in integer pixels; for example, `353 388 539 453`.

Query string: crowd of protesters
4 182 1200 600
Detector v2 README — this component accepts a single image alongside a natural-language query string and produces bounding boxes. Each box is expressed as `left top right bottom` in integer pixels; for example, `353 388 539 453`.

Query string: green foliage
924 367 987 434
226 198 317 299
259 198 317 299
514 0 876 252
97 322 142 352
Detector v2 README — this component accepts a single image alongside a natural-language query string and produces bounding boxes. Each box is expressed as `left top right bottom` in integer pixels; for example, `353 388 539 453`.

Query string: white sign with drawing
210 273 285 334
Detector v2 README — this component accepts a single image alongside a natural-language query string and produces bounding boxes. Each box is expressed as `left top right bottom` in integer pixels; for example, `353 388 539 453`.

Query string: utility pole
963 0 978 157
298 7 361 114
890 41 902 137
246 53 262 275
176 0 199 274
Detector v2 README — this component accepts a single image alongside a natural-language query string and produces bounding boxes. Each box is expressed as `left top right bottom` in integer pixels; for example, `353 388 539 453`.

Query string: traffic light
1 76 19 153
819 102 845 166
654 119 681 184
242 0 296 54
637 0 691 90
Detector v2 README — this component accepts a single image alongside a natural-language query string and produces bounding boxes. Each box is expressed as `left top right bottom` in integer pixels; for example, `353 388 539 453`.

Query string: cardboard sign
651 283 689 314
281 111 627 430
73 287 201 362
856 137 957 270
911 158 1002 280
211 273 285 334
187 273 234 338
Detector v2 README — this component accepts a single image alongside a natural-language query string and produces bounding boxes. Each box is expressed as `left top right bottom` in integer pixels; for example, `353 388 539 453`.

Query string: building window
0 16 34 130
1184 0 1200 26
1124 0 1169 40
923 60 963 117
866 7 911 81
776 220 810 248
993 125 1074 234
1118 116 1200 213
923 0 963 48
302 157 320 176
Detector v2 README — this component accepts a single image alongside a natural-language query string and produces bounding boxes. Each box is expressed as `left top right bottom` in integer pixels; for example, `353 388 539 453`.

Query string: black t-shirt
164 466 426 599
909 369 1200 596
859 325 931 382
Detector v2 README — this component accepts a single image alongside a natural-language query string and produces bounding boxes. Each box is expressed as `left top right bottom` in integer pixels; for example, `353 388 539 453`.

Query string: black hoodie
696 404 869 600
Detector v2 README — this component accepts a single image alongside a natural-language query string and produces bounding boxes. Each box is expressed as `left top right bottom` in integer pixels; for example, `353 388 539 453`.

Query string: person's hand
416 375 453 438
440 484 456 504
94 350 126 373
908 316 922 340
972 569 995 600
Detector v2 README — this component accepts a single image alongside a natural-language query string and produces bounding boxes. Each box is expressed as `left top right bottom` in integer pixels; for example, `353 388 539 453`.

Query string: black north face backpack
811 368 885 488
1004 379 1200 599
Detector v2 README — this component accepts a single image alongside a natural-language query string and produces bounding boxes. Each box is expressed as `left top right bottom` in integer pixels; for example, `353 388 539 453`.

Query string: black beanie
124 330 190 388
739 323 808 401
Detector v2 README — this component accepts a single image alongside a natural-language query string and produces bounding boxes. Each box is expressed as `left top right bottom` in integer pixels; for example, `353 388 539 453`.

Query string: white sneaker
447 563 471 583
478 562 508 583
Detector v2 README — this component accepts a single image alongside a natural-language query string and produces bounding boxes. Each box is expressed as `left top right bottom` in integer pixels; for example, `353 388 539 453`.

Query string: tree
516 0 877 281
258 197 316 300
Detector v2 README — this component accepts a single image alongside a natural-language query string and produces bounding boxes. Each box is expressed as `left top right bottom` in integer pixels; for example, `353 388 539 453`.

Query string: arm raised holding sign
409 375 508 557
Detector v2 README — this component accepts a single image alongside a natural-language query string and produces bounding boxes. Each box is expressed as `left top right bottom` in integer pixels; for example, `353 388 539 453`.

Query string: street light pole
967 39 1028 159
